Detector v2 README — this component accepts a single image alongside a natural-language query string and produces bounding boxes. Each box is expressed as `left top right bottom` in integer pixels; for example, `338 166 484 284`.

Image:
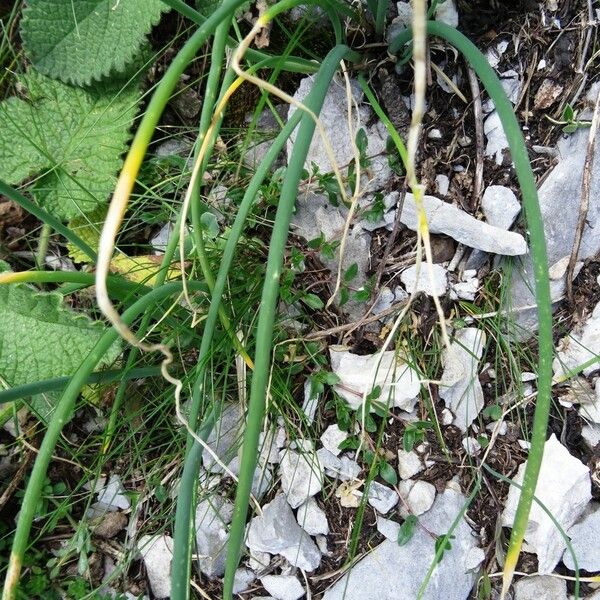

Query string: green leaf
397 515 418 546
21 0 167 86
379 461 398 485
562 103 574 122
0 262 120 390
200 212 220 239
0 72 139 219
344 262 359 282
302 293 324 310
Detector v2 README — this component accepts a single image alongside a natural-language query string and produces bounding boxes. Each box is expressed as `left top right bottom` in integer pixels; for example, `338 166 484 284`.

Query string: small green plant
547 103 591 134
402 420 433 452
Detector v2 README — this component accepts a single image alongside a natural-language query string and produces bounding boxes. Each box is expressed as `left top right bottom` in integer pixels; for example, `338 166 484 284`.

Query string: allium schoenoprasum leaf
0 72 139 220
21 0 167 86
0 261 120 390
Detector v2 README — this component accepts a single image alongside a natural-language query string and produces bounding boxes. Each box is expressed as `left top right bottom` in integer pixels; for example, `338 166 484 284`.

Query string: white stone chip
367 481 399 514
296 497 329 536
320 424 348 456
481 185 521 230
400 264 448 297
261 575 305 600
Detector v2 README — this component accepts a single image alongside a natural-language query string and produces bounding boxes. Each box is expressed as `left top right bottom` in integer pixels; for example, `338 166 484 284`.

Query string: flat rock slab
322 489 480 600
513 575 568 600
386 192 527 255
329 345 421 412
502 434 591 573
439 328 486 432
508 122 600 333
562 503 600 572
246 494 321 571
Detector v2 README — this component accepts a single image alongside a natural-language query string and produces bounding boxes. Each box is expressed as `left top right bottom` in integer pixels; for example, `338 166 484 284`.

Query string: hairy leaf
0 72 139 219
21 0 167 85
0 263 120 388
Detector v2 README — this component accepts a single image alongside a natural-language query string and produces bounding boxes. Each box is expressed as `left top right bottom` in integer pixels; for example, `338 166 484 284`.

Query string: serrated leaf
0 72 139 219
0 262 120 389
21 0 167 85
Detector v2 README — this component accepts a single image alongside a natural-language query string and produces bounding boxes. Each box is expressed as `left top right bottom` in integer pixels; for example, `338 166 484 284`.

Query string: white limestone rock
194 495 233 578
386 192 527 255
397 449 426 480
261 575 305 600
329 346 421 412
562 503 600 572
367 481 399 514
320 424 347 456
435 0 458 27
246 494 321 571
502 434 591 573
317 448 362 481
513 575 567 600
554 301 600 379
279 446 323 509
481 185 521 230
202 403 242 474
400 264 448 297
484 111 510 165
439 328 486 431
397 479 436 517
94 474 130 513
138 535 173 599
296 497 329 536
322 489 482 600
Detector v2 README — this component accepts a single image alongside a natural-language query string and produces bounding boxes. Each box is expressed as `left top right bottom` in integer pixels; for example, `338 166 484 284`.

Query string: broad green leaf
398 515 418 546
379 461 398 485
0 262 120 389
21 0 167 85
0 72 139 219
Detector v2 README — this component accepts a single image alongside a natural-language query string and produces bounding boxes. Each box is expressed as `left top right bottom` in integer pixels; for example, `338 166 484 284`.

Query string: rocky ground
2 0 600 599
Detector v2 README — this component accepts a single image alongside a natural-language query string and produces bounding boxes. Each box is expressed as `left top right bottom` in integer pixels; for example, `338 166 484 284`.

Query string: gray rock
322 489 481 599
367 481 399 514
450 270 479 302
513 575 567 600
435 0 458 27
302 380 318 425
554 301 600 380
582 423 600 449
400 264 448 297
563 503 600 572
233 568 256 594
320 424 347 456
329 346 421 412
481 185 521 230
397 449 425 480
484 111 510 165
386 192 527 255
290 191 371 320
398 480 436 517
279 446 323 509
296 497 329 536
288 77 392 193
502 434 591 573
243 104 288 170
138 535 173 599
439 328 486 432
246 494 321 571
377 516 401 541
261 575 305 600
436 174 450 196
509 124 600 333
202 403 242 474
194 495 233 578
318 448 361 481
94 475 130 513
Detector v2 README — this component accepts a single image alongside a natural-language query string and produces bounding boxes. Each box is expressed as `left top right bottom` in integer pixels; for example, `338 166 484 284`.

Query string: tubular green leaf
390 21 553 593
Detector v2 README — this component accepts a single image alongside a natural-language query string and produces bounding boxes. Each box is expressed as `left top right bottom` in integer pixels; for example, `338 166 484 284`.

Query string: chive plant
0 3 552 600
